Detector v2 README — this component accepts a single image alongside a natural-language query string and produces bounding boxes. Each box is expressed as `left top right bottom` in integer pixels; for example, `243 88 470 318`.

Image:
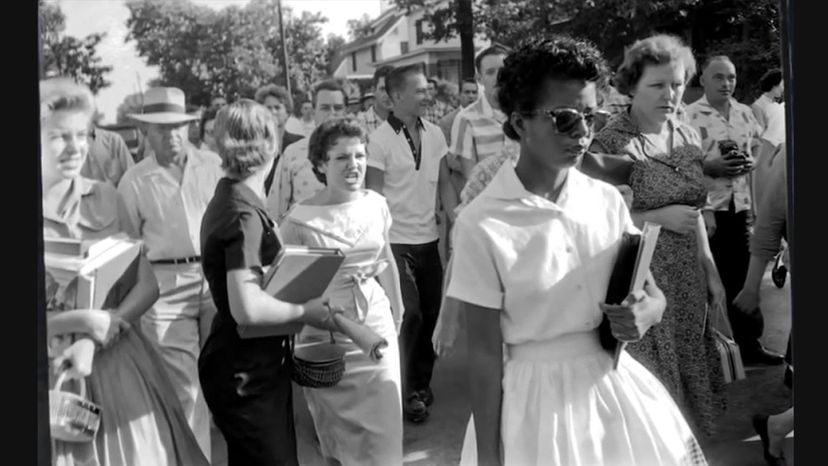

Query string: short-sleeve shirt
446 163 638 345
42 177 121 240
685 95 762 212
367 115 447 244
265 137 326 224
199 177 284 356
449 96 517 168
117 145 224 260
82 128 135 187
751 94 786 147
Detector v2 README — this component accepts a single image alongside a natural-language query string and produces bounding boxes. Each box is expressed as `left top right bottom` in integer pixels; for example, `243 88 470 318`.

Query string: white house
333 0 490 86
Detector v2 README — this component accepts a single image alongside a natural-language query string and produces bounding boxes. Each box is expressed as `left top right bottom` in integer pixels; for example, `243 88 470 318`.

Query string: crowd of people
42 26 791 466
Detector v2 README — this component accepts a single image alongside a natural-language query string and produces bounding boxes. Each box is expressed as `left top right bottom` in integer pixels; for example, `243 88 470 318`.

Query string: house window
352 52 357 72
401 41 409 54
415 19 423 44
371 45 376 62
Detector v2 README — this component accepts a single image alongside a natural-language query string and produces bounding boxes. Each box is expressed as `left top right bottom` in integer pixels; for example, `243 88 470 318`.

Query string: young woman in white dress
279 117 405 466
447 35 709 466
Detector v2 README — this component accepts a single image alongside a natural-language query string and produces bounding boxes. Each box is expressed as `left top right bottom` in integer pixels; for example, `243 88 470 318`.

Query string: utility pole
277 0 292 96
457 0 475 80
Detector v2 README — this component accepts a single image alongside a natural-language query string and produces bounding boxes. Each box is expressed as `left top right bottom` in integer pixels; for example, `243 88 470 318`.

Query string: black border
23 1 817 465
782 0 820 464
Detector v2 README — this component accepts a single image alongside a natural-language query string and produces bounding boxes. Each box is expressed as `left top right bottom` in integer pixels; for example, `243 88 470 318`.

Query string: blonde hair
39 77 95 123
615 34 697 97
213 99 279 179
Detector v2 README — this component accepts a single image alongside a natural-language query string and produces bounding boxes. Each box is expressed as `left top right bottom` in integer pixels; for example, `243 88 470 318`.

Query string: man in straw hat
117 87 224 461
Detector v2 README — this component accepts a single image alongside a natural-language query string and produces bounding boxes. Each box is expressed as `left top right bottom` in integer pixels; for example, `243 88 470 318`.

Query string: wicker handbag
49 371 101 442
291 331 346 389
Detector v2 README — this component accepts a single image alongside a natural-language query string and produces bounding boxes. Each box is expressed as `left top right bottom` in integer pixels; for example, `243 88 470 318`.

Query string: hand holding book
599 278 666 343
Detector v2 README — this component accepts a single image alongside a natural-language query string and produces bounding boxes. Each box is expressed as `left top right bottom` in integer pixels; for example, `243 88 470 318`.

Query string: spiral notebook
237 246 346 339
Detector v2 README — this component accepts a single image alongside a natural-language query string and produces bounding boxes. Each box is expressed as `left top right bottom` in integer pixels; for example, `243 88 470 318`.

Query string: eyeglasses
524 108 597 135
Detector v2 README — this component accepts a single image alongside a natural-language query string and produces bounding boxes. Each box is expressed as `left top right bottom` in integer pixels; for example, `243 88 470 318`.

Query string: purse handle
53 370 86 400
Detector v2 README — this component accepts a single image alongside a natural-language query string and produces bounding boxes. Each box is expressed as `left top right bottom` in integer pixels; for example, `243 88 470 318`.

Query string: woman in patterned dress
41 77 209 466
590 34 728 439
279 117 405 466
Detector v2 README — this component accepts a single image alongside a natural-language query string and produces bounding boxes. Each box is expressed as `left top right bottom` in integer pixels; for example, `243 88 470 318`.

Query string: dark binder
599 232 641 352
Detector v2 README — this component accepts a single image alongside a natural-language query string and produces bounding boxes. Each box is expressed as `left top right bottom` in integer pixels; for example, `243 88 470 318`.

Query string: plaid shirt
358 107 385 135
423 99 452 125
686 95 763 212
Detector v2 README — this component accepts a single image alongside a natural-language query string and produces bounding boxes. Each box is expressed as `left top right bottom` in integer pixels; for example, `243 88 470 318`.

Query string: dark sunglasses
524 108 597 135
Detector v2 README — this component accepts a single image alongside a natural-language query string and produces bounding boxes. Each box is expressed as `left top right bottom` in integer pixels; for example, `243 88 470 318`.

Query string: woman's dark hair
760 69 784 93
614 34 697 97
308 116 368 185
497 35 609 140
199 106 220 141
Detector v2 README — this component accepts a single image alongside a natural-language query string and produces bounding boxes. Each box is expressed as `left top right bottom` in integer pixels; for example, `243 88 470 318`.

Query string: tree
346 13 374 41
125 0 343 106
39 0 113 94
395 0 782 102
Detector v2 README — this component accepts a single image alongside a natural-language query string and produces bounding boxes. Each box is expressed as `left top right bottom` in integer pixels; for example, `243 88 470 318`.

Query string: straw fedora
128 87 200 125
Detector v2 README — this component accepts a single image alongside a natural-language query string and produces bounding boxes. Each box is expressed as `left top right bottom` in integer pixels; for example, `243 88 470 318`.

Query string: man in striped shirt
448 44 516 188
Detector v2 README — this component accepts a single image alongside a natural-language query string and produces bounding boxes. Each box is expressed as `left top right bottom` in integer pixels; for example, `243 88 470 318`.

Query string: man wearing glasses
266 80 347 223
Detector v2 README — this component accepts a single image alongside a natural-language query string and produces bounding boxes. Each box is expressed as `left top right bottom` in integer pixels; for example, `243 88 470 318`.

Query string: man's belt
151 255 202 265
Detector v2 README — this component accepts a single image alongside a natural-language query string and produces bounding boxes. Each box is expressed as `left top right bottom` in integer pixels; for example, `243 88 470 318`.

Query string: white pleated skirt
460 332 708 466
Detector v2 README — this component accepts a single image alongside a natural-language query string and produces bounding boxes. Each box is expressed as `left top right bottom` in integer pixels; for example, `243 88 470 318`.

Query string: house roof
339 13 404 55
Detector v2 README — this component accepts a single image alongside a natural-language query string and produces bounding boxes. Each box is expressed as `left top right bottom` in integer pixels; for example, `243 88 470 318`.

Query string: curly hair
254 84 293 112
496 35 609 140
213 99 279 179
40 77 95 123
307 117 368 185
615 34 697 97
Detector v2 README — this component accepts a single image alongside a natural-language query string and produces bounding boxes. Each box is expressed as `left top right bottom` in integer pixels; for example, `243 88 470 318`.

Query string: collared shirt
423 99 452 125
81 128 135 187
449 96 517 169
357 107 386 135
285 116 316 137
266 137 325 224
446 163 638 345
117 145 224 261
42 177 120 240
685 95 762 212
367 114 447 244
751 94 786 147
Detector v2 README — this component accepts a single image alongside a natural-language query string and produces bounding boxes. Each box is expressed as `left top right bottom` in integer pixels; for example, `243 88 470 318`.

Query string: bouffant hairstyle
254 84 294 112
496 35 609 140
213 99 279 179
614 34 697 97
307 117 368 185
760 69 783 93
40 77 95 123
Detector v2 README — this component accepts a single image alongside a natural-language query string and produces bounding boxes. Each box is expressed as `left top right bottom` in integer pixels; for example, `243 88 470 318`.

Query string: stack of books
44 234 143 310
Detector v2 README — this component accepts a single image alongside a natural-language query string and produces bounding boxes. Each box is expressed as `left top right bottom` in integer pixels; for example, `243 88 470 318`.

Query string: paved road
288 266 793 466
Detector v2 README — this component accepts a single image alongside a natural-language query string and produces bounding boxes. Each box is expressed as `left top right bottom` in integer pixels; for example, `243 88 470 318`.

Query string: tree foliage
395 0 782 102
125 0 347 107
39 0 113 94
346 14 374 41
